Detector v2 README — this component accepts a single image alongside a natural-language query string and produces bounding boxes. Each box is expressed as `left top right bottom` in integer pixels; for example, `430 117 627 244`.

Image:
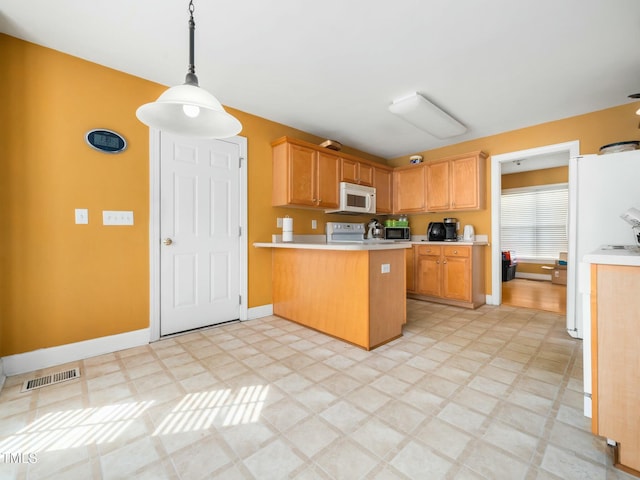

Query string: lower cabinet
590 263 640 474
410 244 485 309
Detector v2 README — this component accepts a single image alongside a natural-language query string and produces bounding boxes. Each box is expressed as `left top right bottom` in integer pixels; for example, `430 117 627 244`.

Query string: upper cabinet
272 139 339 209
373 166 393 214
426 151 487 212
393 163 426 213
272 137 389 211
272 136 485 215
341 158 374 186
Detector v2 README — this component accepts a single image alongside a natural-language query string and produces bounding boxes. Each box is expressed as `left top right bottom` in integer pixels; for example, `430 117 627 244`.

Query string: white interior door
159 133 242 336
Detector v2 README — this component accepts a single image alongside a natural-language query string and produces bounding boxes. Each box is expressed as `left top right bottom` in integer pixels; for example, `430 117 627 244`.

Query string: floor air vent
21 368 80 392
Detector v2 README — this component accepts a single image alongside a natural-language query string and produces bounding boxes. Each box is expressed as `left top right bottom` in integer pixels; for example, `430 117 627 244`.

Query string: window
501 183 568 261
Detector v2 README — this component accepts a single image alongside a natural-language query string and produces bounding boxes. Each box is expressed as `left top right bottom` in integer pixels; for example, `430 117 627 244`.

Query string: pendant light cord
185 0 198 86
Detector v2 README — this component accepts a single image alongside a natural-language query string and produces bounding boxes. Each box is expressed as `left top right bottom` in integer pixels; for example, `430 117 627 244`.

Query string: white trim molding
246 304 274 321
490 141 579 308
0 358 5 391
2 329 149 376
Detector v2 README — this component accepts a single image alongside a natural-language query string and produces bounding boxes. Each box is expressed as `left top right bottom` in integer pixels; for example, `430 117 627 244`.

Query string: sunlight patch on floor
0 401 154 452
153 384 270 435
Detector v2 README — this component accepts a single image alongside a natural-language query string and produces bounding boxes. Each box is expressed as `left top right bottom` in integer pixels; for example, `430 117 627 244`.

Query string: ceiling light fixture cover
136 1 242 138
388 92 466 139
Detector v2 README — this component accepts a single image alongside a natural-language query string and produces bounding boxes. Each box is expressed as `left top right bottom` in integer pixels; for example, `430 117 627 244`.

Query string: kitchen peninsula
254 241 411 350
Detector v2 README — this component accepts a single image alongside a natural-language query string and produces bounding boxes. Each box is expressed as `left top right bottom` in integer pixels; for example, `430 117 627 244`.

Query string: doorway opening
490 141 579 325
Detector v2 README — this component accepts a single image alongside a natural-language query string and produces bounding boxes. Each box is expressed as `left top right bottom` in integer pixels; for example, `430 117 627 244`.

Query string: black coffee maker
443 217 458 241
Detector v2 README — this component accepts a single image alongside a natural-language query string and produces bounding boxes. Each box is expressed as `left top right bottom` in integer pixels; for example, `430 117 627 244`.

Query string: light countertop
408 240 489 246
582 245 640 267
253 240 412 251
254 233 488 251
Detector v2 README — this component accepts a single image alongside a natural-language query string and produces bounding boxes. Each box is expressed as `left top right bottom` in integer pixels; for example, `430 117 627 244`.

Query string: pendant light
136 1 242 138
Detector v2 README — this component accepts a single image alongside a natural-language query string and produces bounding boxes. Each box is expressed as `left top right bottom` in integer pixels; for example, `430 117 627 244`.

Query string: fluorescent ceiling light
388 92 466 139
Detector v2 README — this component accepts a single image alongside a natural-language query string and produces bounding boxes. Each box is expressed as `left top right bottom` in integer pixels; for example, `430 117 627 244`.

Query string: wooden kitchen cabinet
393 163 426 213
425 161 450 211
590 264 640 475
415 245 442 297
411 244 485 309
272 136 392 211
373 166 393 214
316 152 340 207
341 158 374 186
272 139 339 209
425 151 487 212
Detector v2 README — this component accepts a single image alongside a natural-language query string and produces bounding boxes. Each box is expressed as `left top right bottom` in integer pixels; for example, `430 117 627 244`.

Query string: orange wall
388 102 640 293
0 34 386 356
501 166 568 190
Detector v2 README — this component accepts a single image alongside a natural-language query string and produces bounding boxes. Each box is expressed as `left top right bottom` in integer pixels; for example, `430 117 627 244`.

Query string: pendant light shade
136 1 242 138
136 84 242 138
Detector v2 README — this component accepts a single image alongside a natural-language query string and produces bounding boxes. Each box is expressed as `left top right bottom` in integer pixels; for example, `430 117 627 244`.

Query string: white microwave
326 182 376 215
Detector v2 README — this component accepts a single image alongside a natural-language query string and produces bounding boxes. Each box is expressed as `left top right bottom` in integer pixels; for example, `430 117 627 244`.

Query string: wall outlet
312 219 317 229
277 217 283 228
103 210 134 226
381 263 391 274
75 208 89 224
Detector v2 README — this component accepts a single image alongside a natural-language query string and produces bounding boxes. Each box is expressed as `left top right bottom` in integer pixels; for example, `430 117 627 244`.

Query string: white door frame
489 140 579 312
148 129 248 342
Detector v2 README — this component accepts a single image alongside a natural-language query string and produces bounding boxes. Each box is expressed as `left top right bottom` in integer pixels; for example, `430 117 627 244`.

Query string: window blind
500 184 568 259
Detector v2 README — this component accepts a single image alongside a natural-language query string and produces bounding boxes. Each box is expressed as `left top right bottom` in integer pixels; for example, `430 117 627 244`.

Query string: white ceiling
2 0 640 159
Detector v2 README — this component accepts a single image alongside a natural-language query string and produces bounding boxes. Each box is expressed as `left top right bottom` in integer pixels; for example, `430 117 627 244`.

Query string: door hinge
239 226 242 237
239 157 245 168
239 295 242 305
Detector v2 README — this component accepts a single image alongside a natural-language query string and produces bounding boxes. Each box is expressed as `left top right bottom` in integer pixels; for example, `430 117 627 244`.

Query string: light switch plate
103 210 134 226
75 208 88 225
277 217 283 228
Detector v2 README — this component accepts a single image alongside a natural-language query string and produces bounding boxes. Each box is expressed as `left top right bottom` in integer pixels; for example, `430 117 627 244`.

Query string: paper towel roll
282 217 293 242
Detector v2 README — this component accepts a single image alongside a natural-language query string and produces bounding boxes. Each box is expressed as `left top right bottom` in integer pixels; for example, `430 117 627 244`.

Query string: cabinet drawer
416 245 442 256
443 246 469 257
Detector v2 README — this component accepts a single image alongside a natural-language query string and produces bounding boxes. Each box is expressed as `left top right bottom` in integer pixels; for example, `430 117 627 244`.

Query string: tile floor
0 300 636 479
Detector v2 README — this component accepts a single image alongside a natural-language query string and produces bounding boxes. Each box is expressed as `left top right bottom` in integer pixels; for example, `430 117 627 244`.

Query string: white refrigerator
567 148 640 416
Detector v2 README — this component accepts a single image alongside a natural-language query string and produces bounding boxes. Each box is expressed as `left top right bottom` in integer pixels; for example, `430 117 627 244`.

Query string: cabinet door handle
453 250 458 254
436 260 440 264
443 260 447 264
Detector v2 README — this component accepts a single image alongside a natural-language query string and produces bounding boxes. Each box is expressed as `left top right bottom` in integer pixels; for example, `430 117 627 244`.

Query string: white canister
282 216 293 242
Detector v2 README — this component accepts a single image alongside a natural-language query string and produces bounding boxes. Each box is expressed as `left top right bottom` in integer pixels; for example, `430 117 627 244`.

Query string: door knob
163 238 173 246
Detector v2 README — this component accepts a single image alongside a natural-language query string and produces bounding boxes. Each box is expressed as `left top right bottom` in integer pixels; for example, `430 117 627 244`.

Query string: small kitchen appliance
427 222 446 241
367 219 385 239
443 217 458 241
463 224 475 241
384 226 411 241
325 182 376 215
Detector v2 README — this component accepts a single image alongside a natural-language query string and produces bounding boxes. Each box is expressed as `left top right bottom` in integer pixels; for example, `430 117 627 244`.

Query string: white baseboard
0 358 5 391
2 329 150 376
246 304 273 320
